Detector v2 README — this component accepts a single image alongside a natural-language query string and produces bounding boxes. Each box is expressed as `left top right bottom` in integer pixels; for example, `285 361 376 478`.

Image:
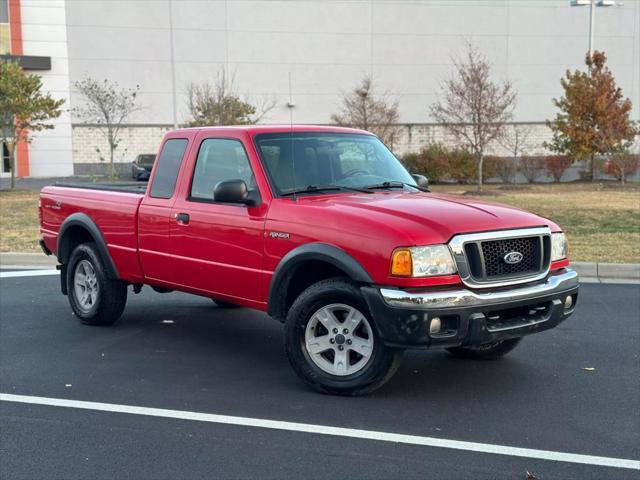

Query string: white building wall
20 0 639 176
21 0 73 177
64 0 640 127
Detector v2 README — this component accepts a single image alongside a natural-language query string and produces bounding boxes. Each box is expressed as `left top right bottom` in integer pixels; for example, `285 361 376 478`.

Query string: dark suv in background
131 154 156 181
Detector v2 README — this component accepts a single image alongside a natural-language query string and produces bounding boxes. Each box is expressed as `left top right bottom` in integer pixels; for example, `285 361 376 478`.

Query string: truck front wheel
285 278 402 396
446 338 522 360
67 242 127 326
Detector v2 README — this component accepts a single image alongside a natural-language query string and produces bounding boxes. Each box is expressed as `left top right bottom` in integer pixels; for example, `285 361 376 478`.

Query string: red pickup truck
39 125 579 395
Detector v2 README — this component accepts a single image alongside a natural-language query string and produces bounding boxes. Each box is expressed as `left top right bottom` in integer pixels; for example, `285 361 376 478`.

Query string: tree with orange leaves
546 51 637 181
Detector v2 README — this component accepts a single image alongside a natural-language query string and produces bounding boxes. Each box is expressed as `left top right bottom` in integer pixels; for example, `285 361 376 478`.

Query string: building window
2 143 10 174
0 0 9 55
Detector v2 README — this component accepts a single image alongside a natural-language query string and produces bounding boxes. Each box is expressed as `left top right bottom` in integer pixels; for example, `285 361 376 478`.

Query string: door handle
175 212 190 225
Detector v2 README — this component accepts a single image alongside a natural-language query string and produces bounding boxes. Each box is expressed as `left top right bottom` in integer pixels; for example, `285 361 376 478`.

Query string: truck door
169 133 268 308
138 136 190 286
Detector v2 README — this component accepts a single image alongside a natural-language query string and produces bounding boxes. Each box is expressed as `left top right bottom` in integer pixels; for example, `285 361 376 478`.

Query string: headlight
551 232 567 261
391 245 457 277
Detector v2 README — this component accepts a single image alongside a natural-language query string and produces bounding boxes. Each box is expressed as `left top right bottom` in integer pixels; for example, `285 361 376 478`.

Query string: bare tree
502 124 534 161
519 156 545 183
331 76 400 148
604 149 640 184
72 78 140 178
499 124 535 183
185 70 274 127
430 44 516 191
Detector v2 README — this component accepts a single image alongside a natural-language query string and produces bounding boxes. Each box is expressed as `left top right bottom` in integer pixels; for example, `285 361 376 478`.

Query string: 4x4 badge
503 251 524 264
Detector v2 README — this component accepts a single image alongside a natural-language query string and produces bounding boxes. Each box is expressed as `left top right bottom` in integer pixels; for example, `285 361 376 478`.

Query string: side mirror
411 174 429 189
213 179 256 206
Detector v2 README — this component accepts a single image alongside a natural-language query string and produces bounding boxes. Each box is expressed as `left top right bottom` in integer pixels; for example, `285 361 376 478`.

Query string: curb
1 253 638 283
0 252 57 269
567 262 639 284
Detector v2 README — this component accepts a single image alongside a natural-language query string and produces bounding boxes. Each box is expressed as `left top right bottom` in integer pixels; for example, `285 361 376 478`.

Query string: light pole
571 0 616 55
168 0 178 129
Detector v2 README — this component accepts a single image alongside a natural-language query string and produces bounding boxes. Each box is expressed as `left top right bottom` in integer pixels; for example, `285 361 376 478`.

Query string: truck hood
304 191 557 244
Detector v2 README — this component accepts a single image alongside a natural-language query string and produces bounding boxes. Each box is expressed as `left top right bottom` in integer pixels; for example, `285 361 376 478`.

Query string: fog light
564 296 573 310
429 317 442 335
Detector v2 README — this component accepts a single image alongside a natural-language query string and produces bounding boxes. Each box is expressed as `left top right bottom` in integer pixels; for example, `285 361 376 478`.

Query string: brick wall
391 123 554 157
72 125 171 164
71 123 637 182
72 123 554 166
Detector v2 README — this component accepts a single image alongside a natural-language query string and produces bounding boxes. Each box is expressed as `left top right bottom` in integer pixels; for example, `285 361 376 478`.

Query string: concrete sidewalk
1 252 638 283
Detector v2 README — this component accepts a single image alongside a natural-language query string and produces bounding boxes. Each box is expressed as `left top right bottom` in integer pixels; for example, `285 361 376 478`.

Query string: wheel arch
57 213 120 281
267 243 373 321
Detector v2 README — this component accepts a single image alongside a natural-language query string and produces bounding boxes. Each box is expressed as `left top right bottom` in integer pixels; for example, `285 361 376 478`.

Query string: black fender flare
267 243 373 319
57 212 120 280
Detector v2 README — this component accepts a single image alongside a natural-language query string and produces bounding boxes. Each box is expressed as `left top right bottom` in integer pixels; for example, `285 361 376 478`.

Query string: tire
211 299 240 308
67 242 127 326
284 278 402 396
446 338 522 360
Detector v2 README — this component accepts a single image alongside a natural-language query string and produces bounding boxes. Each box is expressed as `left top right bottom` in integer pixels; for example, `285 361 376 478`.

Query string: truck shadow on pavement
120 294 536 399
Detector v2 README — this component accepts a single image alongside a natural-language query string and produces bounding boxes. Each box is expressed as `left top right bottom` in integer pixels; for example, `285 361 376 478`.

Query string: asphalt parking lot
0 272 638 479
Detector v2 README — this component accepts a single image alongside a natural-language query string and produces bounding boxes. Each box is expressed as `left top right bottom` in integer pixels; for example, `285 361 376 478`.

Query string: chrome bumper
380 269 579 310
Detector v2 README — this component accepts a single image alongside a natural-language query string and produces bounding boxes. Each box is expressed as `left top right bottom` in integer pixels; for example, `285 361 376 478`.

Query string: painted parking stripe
1 393 638 471
0 269 59 278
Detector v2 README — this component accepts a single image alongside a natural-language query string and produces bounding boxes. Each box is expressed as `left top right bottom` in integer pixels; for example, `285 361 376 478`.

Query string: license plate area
484 301 552 332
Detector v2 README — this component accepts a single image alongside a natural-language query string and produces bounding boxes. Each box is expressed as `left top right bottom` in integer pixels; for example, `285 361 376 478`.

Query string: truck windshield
254 133 417 196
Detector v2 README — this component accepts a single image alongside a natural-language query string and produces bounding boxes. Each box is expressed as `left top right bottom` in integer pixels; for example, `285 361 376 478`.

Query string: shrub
519 156 545 183
480 155 500 182
604 152 640 184
445 148 478 184
485 156 515 183
402 145 502 184
400 143 449 183
544 155 572 182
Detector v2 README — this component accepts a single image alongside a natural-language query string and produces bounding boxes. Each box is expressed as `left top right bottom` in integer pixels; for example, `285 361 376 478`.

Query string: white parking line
1 393 638 470
0 269 59 278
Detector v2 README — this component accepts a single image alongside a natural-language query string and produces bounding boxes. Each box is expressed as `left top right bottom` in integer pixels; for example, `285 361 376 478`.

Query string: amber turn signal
391 248 412 276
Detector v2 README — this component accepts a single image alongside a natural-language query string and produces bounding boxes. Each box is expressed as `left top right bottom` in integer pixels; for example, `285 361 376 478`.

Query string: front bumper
361 268 579 349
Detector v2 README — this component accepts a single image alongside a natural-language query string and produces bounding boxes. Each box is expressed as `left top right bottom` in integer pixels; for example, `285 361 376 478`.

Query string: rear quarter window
149 139 189 199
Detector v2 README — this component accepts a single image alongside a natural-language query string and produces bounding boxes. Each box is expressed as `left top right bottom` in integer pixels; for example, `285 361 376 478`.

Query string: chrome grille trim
448 227 552 289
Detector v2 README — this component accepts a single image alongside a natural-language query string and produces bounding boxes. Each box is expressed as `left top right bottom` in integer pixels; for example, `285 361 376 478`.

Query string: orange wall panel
8 0 29 176
8 0 23 55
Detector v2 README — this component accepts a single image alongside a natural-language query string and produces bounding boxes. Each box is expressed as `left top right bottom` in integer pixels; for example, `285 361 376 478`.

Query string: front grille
482 237 538 277
463 234 550 282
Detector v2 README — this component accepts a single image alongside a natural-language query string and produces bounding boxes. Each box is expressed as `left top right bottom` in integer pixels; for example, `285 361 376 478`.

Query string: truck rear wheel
284 278 402 396
446 338 522 360
67 242 127 326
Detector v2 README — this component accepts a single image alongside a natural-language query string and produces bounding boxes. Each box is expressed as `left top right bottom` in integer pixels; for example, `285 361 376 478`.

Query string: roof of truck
171 125 375 136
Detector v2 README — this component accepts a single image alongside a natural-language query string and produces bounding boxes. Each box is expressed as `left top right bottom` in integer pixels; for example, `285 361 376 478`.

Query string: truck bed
40 184 146 283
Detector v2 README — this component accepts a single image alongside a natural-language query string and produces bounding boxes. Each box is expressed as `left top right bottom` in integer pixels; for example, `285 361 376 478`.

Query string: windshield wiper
281 185 373 197
281 185 339 197
365 181 429 192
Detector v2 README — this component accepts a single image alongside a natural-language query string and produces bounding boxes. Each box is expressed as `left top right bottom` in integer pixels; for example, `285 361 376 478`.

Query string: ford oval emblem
503 251 524 264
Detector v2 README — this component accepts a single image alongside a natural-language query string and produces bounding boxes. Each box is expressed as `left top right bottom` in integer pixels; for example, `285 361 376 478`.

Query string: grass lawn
431 183 640 264
0 190 41 253
1 183 638 263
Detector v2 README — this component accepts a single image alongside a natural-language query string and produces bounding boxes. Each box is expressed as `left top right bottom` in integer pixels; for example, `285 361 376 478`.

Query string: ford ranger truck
39 126 579 395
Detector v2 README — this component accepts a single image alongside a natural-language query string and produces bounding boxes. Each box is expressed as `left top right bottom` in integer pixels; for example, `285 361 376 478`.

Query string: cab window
149 139 188 199
190 138 256 201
